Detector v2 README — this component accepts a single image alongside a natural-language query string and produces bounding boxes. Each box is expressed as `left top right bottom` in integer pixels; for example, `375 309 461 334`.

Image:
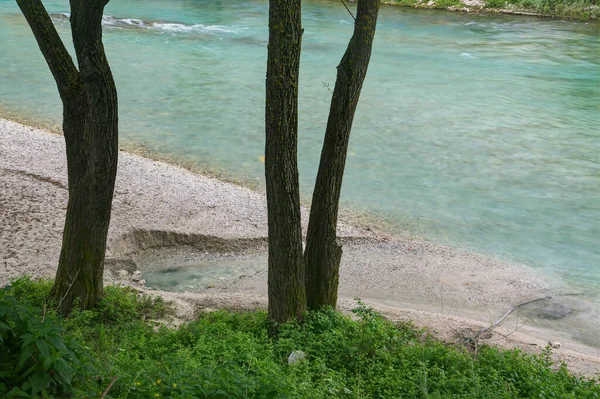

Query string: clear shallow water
142 259 265 293
1 2 598 298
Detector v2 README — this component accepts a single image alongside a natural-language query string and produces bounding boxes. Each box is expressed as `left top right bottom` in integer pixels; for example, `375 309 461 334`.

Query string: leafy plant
0 290 90 397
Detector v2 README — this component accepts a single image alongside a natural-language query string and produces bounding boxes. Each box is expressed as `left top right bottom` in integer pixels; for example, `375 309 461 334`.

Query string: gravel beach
1 118 598 377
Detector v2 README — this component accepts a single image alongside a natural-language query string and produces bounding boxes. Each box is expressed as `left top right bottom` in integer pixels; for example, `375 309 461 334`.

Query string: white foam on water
121 18 146 26
53 14 239 36
460 52 476 58
101 15 118 26
151 22 236 34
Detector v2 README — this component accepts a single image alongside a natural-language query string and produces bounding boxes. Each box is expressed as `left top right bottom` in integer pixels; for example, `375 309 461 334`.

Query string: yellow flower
154 394 160 398
173 383 177 388
135 381 141 386
157 380 161 384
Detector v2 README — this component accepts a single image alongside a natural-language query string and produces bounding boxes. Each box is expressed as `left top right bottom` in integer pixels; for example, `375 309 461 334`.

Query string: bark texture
265 0 306 326
305 0 380 310
16 0 118 315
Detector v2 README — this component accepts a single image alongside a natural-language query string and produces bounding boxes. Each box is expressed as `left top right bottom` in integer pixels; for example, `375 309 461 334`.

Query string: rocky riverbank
382 0 600 20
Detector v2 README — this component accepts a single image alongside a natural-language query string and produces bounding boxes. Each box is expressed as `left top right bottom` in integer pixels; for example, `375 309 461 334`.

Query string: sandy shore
1 118 599 377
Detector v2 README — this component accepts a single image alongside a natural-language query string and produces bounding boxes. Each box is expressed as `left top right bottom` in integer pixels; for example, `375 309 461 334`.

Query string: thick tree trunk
305 0 380 310
265 0 306 326
17 0 118 315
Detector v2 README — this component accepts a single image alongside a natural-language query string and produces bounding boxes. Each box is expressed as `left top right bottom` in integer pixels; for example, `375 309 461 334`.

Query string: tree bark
16 0 118 315
305 0 380 310
265 0 306 326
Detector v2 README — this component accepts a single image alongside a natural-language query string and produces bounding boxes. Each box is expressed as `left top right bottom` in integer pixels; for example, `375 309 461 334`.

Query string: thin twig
340 0 356 21
100 376 118 399
123 369 143 399
56 269 80 312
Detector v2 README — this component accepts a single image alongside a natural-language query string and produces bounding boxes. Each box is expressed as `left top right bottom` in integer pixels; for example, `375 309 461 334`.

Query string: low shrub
1 279 598 398
0 289 91 398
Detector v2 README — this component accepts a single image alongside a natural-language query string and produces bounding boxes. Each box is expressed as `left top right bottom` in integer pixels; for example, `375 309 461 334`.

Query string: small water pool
137 249 266 293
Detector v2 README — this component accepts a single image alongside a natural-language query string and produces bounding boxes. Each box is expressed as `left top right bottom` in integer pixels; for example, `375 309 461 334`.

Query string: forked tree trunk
265 0 306 326
16 0 118 315
305 0 380 310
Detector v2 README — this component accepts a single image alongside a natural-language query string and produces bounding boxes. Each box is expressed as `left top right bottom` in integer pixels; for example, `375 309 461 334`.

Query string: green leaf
41 355 53 371
7 386 31 398
53 358 74 382
16 345 34 371
47 334 67 352
28 370 50 396
36 340 50 357
21 333 37 348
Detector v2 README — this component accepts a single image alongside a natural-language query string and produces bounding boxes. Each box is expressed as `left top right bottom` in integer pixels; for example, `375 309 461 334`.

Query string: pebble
288 350 307 365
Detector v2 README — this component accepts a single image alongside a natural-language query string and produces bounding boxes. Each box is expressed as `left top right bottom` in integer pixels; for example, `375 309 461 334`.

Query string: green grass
1 277 599 398
433 0 463 9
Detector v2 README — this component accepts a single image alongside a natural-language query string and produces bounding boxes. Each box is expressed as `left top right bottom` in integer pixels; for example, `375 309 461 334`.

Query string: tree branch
16 0 81 100
340 0 356 20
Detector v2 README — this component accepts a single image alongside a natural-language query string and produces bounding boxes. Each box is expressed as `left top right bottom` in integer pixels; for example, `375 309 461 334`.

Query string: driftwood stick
100 376 118 399
470 296 553 342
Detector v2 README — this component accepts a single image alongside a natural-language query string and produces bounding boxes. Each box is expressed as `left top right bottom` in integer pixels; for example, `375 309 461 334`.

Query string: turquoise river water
1 3 598 306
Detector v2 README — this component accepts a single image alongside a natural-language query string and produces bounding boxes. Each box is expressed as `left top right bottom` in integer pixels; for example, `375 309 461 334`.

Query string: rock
115 269 130 279
550 341 562 349
288 350 307 365
131 271 143 282
105 258 138 273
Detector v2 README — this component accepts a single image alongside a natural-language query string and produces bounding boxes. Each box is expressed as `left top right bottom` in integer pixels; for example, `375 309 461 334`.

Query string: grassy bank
384 0 600 20
1 278 598 399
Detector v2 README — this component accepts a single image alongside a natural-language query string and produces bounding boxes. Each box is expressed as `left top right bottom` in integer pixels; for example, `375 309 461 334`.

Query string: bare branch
340 0 356 20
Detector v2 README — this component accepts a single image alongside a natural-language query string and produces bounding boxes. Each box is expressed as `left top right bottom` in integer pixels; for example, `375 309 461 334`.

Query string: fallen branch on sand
466 295 553 344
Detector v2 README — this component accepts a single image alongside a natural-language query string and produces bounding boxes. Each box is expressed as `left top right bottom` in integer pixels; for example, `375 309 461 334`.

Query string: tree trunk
17 0 118 315
265 0 306 326
305 0 380 310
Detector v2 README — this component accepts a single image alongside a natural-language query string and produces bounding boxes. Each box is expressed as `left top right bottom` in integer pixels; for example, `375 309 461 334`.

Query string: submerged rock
538 302 571 320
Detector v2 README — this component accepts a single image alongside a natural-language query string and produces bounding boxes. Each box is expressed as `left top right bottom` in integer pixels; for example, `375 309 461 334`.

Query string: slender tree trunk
265 0 306 326
305 0 380 310
16 0 118 315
